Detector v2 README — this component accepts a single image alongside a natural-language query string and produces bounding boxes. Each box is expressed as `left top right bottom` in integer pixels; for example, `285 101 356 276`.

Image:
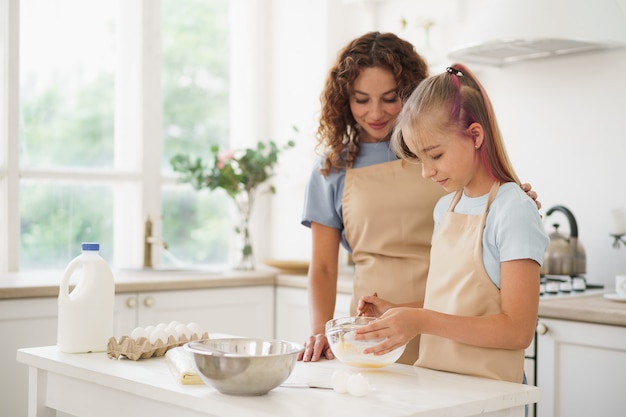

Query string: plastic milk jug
57 242 115 353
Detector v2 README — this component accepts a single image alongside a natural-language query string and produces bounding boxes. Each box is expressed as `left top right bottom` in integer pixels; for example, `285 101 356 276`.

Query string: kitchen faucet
144 217 168 268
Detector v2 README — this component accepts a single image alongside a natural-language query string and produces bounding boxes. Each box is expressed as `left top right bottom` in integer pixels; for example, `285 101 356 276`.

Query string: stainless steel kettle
541 205 586 276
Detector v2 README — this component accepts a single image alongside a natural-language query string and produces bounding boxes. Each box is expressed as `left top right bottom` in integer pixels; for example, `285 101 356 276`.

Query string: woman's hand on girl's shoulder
521 183 541 210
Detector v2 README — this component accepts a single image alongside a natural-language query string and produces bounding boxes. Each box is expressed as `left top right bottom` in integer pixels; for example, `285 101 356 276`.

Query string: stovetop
540 275 604 298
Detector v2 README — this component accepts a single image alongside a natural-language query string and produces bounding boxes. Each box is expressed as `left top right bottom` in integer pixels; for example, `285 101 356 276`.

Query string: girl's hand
356 293 395 317
355 307 422 355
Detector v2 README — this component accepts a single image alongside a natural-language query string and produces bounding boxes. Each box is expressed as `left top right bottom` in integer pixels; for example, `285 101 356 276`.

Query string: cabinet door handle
143 296 155 308
126 297 137 309
536 322 548 335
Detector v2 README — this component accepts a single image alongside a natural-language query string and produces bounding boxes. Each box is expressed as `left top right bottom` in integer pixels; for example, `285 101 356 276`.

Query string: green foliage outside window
161 0 230 169
160 0 232 266
18 0 232 268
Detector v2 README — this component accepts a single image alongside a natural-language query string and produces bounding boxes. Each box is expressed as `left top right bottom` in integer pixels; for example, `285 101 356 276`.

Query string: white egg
130 327 148 341
186 322 203 338
164 326 178 340
175 323 192 340
155 322 167 330
144 325 156 334
347 373 372 397
168 320 181 329
332 370 350 393
149 329 169 344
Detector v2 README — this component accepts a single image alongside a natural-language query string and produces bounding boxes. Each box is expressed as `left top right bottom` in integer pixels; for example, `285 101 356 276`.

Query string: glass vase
233 190 255 270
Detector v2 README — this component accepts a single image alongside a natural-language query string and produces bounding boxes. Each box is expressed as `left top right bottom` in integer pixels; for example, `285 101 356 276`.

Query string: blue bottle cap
81 242 100 251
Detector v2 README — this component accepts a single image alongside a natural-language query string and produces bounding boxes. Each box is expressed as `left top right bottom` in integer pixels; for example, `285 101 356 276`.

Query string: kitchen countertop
0 268 278 299
0 266 355 299
4 268 624 327
260 275 626 328
538 292 626 327
17 343 538 417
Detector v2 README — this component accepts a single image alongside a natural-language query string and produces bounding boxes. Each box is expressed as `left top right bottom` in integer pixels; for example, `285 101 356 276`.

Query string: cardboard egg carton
107 332 209 361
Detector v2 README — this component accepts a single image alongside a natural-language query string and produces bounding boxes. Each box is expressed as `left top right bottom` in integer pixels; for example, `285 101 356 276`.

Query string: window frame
1 0 20 271
0 0 269 272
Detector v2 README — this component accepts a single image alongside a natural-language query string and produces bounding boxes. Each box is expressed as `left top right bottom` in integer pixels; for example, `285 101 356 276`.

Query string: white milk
57 242 115 353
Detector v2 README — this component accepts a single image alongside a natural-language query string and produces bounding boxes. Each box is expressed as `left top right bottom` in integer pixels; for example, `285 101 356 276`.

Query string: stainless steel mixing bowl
184 337 304 396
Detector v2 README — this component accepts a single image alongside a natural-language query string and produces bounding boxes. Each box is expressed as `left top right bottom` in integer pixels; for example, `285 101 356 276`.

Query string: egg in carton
107 322 208 360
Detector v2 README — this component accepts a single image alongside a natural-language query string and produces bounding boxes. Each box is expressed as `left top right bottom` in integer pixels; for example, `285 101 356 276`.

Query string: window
0 0 244 271
160 0 231 268
18 0 117 267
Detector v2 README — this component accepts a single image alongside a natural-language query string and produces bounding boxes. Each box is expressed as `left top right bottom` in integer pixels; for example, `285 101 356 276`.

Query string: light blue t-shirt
433 182 549 288
301 141 397 251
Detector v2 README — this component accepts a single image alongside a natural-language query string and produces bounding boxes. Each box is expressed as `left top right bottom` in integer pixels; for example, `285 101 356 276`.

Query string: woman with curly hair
299 32 537 365
299 32 444 365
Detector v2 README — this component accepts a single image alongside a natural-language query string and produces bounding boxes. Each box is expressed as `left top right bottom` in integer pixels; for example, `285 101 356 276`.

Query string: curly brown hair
316 32 429 176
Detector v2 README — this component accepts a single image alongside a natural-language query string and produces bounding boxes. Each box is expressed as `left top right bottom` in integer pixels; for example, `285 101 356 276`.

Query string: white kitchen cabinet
536 318 626 417
1 297 58 417
275 286 351 343
114 286 275 339
3 285 274 417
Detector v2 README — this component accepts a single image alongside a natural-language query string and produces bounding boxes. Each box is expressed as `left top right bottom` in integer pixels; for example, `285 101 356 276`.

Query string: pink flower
218 149 235 161
217 149 235 169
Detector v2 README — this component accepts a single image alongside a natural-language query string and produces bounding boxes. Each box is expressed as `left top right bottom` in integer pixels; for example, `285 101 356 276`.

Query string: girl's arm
357 258 540 355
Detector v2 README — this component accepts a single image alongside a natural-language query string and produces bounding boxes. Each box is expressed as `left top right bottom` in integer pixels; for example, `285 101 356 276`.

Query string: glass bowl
325 316 405 368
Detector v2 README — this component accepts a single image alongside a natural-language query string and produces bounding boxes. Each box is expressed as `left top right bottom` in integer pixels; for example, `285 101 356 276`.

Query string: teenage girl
355 64 549 383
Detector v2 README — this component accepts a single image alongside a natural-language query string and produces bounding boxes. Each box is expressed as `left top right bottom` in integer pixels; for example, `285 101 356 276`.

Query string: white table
17 344 539 417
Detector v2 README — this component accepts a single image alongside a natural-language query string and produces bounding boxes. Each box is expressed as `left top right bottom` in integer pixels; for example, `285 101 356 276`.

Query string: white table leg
28 367 55 417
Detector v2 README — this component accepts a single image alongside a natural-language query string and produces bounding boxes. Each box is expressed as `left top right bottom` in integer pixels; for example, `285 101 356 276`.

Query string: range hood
448 0 626 66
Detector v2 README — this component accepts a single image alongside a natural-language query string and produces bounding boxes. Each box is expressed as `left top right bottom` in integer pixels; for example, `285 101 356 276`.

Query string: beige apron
343 159 445 365
416 183 524 383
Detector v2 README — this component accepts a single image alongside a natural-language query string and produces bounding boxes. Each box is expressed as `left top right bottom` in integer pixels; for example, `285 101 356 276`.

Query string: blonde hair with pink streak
391 63 520 186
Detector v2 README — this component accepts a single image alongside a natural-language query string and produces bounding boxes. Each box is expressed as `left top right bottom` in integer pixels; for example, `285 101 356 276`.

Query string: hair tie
446 66 463 77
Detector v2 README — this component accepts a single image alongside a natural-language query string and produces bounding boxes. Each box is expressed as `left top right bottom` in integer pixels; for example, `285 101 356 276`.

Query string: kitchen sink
115 265 224 275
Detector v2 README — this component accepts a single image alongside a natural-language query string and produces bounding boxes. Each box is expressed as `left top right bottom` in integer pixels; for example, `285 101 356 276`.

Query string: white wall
258 0 376 264
263 0 626 289
476 51 626 288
